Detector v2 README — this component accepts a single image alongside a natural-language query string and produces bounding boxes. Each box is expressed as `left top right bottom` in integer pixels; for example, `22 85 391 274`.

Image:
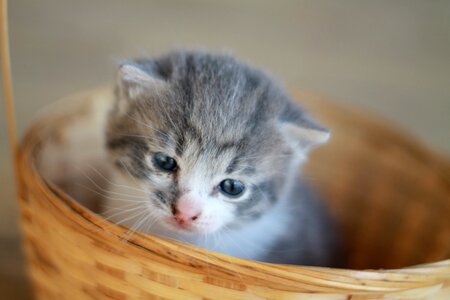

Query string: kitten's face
106 52 329 235
109 124 290 235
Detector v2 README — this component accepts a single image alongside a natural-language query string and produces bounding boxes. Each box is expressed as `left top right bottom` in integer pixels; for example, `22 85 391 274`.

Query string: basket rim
17 86 450 295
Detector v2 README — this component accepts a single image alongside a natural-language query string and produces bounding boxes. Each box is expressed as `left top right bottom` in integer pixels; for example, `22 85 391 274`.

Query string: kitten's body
41 50 340 266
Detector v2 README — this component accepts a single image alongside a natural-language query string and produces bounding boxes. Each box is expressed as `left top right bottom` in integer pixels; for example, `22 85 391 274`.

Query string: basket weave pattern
18 88 450 299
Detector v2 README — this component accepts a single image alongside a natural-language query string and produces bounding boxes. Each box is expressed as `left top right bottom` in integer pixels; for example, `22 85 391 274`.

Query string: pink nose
172 197 201 225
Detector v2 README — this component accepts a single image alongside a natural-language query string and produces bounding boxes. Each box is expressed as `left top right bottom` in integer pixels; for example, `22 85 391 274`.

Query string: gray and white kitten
104 51 339 266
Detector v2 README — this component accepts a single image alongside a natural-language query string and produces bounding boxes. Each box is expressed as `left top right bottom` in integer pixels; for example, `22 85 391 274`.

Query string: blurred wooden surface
0 237 32 299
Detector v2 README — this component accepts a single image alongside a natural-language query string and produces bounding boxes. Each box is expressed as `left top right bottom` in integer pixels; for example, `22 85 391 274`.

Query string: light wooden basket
1 1 449 298
16 87 450 299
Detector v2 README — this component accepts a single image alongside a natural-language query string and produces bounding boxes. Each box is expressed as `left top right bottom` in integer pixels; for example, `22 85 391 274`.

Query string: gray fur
105 50 341 266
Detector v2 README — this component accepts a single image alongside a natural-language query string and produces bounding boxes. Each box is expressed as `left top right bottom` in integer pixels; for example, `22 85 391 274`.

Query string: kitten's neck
279 157 304 201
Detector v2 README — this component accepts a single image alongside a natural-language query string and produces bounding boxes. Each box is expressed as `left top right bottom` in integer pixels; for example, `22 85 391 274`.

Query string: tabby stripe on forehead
179 55 195 106
185 122 203 144
244 89 270 133
175 134 185 156
156 130 171 148
217 140 238 157
226 156 240 174
226 155 256 175
107 136 148 152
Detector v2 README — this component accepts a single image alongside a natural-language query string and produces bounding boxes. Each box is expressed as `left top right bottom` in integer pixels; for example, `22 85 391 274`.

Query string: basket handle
1 0 20 189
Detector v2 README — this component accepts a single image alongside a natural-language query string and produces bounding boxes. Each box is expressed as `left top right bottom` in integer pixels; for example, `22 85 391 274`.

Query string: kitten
104 51 340 266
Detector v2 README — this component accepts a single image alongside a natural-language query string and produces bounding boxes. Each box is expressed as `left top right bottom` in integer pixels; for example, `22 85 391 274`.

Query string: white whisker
86 164 147 193
76 183 146 203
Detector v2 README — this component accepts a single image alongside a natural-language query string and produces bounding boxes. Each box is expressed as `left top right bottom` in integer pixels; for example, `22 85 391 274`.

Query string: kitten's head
106 51 329 235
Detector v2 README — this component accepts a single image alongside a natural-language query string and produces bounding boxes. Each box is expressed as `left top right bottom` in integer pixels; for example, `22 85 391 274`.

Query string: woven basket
15 86 450 299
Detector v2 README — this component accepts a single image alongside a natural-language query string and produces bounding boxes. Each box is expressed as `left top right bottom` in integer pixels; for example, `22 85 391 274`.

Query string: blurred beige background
1 0 449 298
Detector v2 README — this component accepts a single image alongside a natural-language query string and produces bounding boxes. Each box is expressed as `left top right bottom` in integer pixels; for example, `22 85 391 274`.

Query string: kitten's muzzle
170 200 201 227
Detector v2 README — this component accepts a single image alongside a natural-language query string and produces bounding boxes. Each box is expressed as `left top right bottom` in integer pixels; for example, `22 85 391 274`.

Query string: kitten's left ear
277 102 330 154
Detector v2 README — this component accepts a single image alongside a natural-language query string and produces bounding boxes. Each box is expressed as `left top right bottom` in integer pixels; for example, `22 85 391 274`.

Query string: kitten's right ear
116 63 167 101
115 63 169 115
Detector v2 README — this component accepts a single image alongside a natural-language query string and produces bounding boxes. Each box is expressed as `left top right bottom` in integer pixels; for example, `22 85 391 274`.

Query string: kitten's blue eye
219 179 245 197
153 152 177 172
